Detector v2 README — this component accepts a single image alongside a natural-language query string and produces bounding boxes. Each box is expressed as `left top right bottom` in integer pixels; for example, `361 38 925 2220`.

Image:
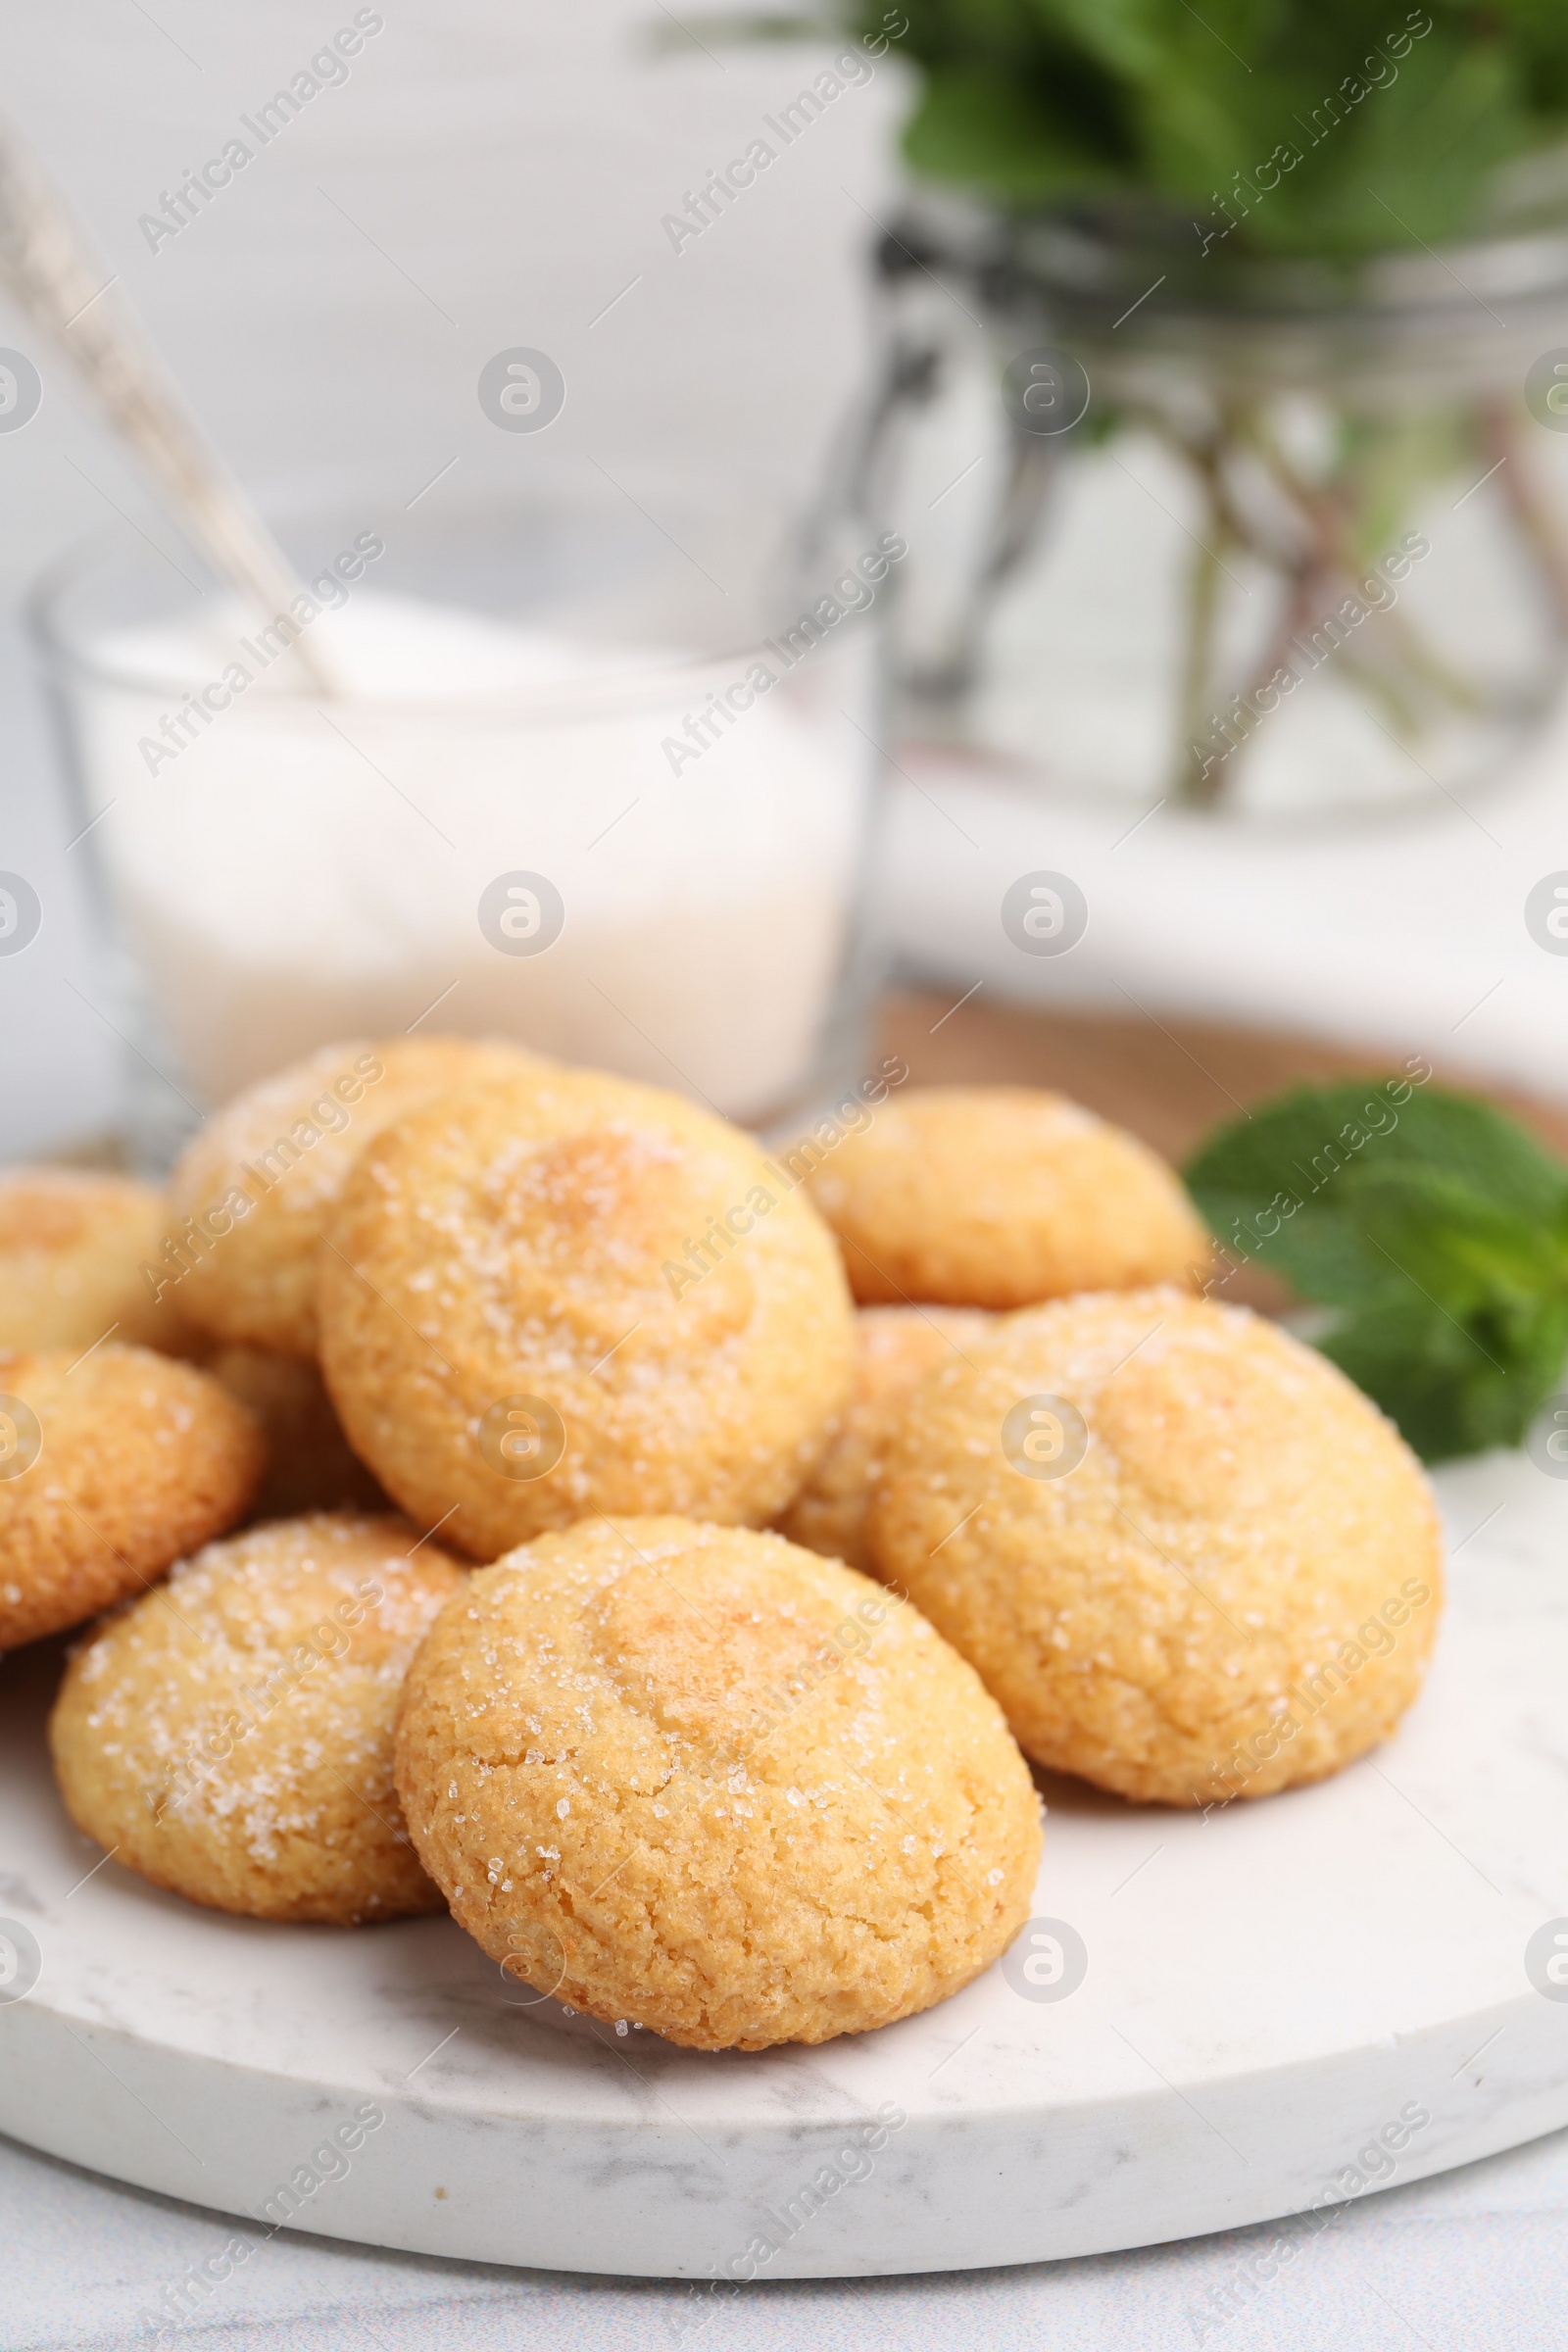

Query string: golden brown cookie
778 1304 995 1570
50 1512 466 1924
807 1085 1207 1308
166 1036 545 1357
318 1068 855 1560
868 1290 1444 1806
395 1516 1041 2048
0 1345 266 1650
0 1166 200 1357
207 1347 387 1521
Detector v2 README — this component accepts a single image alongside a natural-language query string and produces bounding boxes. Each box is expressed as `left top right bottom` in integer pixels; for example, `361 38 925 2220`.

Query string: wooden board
879 990 1568 1164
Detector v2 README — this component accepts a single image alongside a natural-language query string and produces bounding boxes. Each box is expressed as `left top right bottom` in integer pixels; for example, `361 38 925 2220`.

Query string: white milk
75 592 872 1122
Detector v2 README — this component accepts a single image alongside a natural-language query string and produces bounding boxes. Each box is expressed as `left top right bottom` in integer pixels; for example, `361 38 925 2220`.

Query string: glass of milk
31 489 896 1165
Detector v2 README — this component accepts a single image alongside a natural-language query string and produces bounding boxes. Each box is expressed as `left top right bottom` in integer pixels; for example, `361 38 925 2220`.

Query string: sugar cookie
0 1345 265 1650
318 1068 855 1559
50 1512 466 1924
166 1036 544 1356
207 1347 386 1521
0 1166 199 1357
868 1290 1443 1805
778 1304 995 1570
807 1086 1207 1307
394 1516 1041 2049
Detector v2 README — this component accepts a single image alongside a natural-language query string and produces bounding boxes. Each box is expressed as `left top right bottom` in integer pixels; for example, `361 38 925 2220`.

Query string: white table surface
7 2117 1568 2351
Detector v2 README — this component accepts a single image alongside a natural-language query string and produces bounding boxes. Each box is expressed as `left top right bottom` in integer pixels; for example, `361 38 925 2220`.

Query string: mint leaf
826 1 1568 259
1184 1078 1568 1460
1344 1162 1568 1311
903 69 1126 202
1323 1291 1568 1461
1186 1079 1568 1278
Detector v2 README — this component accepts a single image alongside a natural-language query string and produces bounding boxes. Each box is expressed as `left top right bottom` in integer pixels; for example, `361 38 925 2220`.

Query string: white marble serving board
4 1448 1568 2281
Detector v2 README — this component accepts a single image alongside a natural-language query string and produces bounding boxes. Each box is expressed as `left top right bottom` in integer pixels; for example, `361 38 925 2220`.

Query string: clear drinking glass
30 489 894 1167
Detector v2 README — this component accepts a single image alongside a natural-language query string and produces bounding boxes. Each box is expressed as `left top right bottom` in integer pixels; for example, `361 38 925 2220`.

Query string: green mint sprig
691 6 1568 260
1183 1074 1568 1461
835 0 1568 261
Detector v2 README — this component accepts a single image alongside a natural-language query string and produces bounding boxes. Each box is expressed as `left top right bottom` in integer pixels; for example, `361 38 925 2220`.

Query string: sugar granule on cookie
208 1346 386 1521
807 1085 1207 1308
318 1068 855 1558
0 1344 266 1650
869 1289 1444 1805
0 1165 201 1357
166 1034 546 1357
395 1515 1042 2050
50 1512 466 1924
777 1303 995 1571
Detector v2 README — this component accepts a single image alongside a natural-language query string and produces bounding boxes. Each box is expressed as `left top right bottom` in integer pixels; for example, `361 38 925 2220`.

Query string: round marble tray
4 1446 1568 2281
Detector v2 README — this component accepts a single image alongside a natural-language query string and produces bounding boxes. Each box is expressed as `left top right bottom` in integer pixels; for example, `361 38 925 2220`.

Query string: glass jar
843 188 1568 819
30 490 893 1168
